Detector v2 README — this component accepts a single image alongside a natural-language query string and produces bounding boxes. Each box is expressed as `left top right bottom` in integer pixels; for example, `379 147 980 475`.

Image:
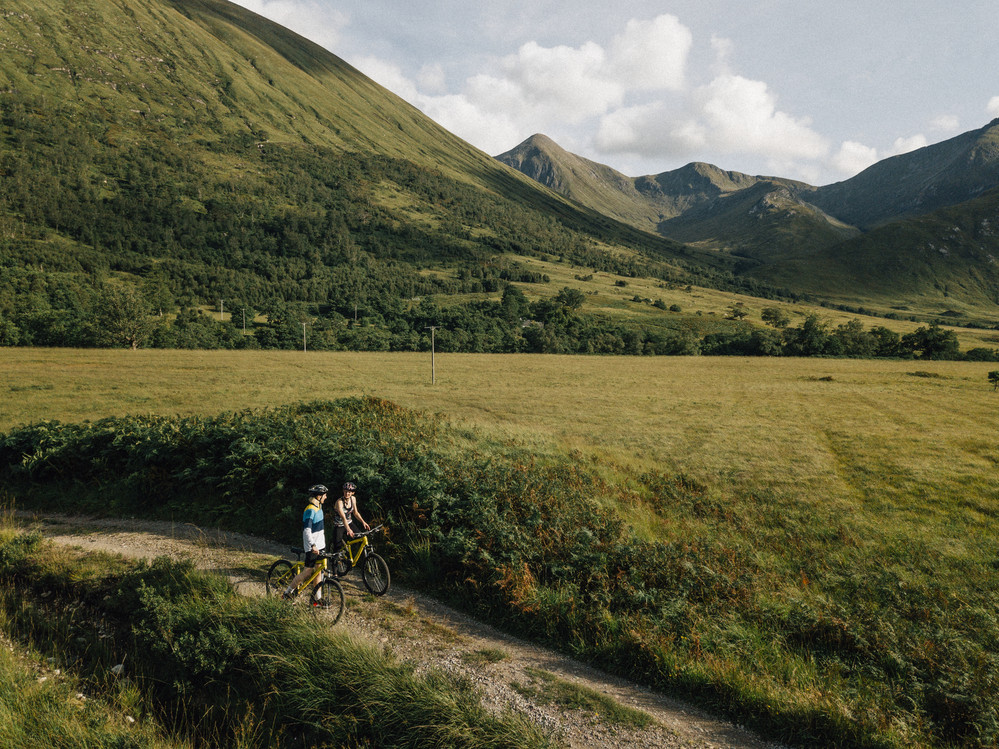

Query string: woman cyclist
332 481 370 554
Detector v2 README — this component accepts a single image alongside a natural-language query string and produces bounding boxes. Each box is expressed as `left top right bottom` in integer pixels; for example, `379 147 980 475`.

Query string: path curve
12 511 784 749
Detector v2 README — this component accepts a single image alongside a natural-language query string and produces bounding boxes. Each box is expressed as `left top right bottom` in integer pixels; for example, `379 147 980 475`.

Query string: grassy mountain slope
497 125 999 312
4 0 499 183
494 134 662 231
3 0 766 322
808 118 999 228
657 181 861 260
748 186 999 309
495 134 807 233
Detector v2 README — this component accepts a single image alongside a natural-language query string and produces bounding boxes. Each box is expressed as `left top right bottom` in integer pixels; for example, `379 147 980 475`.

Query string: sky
231 0 999 187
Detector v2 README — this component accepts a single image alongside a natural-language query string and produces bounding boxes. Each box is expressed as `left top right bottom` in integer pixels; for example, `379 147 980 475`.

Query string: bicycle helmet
308 484 329 495
342 482 356 491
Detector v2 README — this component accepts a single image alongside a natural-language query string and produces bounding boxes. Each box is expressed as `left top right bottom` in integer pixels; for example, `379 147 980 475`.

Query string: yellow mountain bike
265 549 345 624
333 525 390 596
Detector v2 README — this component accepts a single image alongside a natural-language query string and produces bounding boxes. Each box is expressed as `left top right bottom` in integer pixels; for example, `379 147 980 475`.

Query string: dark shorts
333 522 362 552
304 550 324 568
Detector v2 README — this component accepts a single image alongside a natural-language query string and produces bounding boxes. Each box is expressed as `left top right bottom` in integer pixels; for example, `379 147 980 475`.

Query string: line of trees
3 275 996 361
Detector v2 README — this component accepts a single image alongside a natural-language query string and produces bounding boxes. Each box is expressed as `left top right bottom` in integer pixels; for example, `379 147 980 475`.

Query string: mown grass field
2 348 996 515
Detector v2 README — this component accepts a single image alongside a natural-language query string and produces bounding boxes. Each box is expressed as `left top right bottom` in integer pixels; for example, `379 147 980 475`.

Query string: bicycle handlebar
286 526 383 557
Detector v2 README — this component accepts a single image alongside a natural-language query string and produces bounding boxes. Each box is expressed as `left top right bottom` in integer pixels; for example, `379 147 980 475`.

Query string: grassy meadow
2 347 996 519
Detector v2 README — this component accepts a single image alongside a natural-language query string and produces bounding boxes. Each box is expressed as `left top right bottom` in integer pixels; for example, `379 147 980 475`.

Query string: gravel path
11 511 783 749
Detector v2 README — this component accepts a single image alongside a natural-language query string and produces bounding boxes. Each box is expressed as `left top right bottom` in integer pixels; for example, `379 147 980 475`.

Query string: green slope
496 123 999 311
3 0 751 315
808 118 999 229
747 187 999 310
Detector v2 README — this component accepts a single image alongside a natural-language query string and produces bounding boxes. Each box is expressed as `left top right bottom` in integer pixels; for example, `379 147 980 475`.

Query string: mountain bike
265 549 345 624
333 524 390 596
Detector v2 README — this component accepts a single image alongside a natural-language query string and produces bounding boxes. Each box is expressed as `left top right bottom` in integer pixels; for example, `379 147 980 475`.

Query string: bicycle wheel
311 579 346 624
334 554 350 578
266 559 295 597
361 553 390 596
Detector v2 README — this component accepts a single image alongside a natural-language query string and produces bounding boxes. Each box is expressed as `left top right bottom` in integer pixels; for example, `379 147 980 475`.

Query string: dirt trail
11 511 783 749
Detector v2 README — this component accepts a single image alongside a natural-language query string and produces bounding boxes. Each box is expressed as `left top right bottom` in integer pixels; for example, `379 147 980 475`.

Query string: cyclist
332 481 370 554
283 483 329 599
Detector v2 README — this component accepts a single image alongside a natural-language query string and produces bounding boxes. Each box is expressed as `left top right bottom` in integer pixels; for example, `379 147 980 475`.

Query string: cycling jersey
302 500 325 551
334 497 355 527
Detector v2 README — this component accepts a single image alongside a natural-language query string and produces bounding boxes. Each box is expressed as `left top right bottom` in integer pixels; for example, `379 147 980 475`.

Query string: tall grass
0 643 193 749
0 525 558 749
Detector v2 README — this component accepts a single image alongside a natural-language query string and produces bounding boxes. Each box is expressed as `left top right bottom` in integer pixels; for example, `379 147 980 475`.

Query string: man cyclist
283 483 328 599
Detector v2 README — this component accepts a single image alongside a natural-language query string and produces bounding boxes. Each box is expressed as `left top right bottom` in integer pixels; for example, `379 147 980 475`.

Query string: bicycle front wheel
334 554 350 578
311 579 346 624
266 559 295 597
362 553 390 596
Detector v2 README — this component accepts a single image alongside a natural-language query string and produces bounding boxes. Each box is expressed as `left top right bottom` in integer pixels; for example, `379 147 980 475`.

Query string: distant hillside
747 186 999 309
808 118 999 228
497 124 999 311
496 135 804 233
1 0 758 318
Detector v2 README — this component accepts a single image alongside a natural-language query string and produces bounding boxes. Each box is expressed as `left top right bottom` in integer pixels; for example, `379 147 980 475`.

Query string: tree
783 315 830 357
88 284 154 349
868 326 902 358
901 323 960 360
833 319 876 358
555 286 586 310
761 307 790 329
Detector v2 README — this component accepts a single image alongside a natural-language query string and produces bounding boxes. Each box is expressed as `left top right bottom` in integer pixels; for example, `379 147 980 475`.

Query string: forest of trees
2 269 995 361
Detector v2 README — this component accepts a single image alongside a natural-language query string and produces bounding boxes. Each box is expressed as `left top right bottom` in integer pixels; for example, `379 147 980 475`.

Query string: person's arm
336 499 354 536
303 507 319 554
352 501 371 532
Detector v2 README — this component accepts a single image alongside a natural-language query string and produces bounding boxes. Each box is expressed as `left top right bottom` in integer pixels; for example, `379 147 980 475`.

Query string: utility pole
425 325 438 384
302 322 307 353
219 299 224 321
241 308 246 334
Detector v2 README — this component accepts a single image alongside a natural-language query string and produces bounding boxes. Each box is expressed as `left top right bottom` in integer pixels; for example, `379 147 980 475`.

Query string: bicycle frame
289 554 330 593
338 525 383 569
340 533 370 569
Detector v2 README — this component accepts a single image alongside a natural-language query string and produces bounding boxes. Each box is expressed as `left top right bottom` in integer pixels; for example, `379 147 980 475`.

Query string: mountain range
497 122 999 310
2 0 998 325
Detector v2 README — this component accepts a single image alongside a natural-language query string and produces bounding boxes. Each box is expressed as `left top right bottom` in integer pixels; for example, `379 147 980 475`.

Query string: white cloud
593 73 830 181
607 15 691 91
930 115 960 133
595 103 705 159
988 96 999 118
382 14 695 155
694 75 828 159
420 95 523 155
889 134 928 156
497 40 622 122
829 141 878 176
347 15 836 180
417 64 447 95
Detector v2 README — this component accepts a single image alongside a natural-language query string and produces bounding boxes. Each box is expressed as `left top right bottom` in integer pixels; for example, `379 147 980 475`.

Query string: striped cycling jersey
302 501 325 550
334 497 356 527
